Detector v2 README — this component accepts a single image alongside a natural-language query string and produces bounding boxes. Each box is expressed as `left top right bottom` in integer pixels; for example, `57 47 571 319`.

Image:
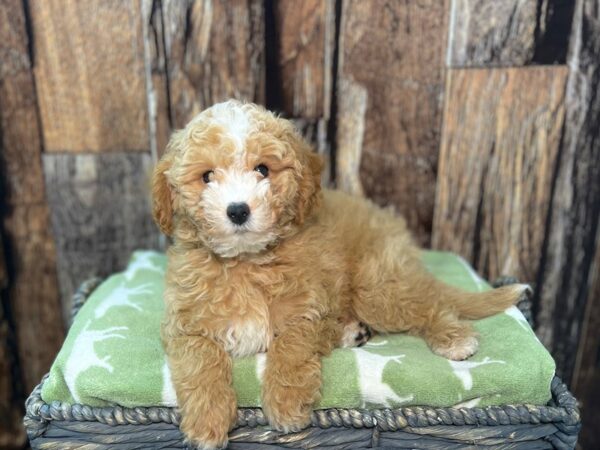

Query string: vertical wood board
336 0 448 245
273 0 334 119
572 225 600 449
0 0 65 396
30 0 149 152
161 0 265 135
432 67 567 284
43 153 162 312
535 0 600 383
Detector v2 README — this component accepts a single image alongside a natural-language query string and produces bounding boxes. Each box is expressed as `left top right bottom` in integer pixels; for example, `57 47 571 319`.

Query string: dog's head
152 101 323 257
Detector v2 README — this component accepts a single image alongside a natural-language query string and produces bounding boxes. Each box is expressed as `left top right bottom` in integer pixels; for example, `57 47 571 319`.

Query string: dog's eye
254 164 269 177
202 170 214 183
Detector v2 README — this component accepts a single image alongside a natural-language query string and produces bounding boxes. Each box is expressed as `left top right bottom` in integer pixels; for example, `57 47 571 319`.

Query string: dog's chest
212 273 273 358
221 315 271 358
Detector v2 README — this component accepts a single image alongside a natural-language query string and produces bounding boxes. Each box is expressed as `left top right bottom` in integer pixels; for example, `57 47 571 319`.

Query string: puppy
152 100 528 449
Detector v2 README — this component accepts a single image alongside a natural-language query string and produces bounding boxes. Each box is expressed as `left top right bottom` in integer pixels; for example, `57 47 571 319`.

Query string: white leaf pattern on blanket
448 357 505 390
453 397 482 408
161 360 177 406
94 283 152 319
256 353 267 380
64 321 127 402
124 252 163 281
353 345 413 407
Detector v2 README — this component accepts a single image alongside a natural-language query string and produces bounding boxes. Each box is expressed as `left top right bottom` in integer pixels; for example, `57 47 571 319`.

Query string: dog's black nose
227 202 250 225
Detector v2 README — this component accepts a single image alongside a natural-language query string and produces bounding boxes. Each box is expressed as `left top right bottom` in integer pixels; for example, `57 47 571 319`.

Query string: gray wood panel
43 153 161 314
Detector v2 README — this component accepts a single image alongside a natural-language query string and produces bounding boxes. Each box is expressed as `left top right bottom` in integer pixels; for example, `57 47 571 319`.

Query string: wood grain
0 0 64 398
273 0 334 119
535 0 600 383
3 204 64 391
0 243 26 449
335 0 447 245
572 225 600 449
142 0 171 160
161 0 265 134
30 0 149 152
43 153 161 312
432 67 567 284
447 0 575 67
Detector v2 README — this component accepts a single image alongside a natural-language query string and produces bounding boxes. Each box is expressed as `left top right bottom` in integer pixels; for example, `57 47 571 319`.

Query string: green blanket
42 250 555 409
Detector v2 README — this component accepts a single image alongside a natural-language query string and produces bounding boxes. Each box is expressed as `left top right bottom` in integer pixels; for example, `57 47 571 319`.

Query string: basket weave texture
24 277 581 449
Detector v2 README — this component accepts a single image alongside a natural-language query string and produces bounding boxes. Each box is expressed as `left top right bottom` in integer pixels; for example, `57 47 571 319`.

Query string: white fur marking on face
194 100 252 151
201 167 276 257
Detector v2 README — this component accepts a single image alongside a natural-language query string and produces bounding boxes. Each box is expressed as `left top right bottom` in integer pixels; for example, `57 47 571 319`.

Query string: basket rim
24 276 581 434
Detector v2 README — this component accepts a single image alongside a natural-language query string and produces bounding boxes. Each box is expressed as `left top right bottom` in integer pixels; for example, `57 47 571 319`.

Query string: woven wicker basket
24 277 581 449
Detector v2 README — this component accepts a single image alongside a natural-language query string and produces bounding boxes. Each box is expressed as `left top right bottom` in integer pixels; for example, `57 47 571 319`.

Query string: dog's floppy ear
295 145 324 225
152 131 186 236
152 152 175 236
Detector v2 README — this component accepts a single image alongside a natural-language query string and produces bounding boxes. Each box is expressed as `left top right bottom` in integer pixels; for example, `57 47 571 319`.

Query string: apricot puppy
152 101 528 449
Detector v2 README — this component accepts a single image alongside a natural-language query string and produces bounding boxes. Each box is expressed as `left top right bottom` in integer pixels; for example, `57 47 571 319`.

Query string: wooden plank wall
0 0 599 448
336 0 447 245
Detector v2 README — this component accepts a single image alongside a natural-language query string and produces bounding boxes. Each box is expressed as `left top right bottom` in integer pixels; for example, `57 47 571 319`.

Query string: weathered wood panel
271 0 335 185
432 67 567 284
535 0 600 383
161 0 265 136
30 0 149 152
3 205 64 390
336 0 447 245
0 0 64 396
572 226 600 449
447 0 575 67
0 243 26 449
43 153 162 313
142 0 171 161
273 0 334 119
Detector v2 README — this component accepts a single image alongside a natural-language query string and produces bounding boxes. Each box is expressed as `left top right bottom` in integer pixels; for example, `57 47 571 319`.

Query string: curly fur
152 100 528 449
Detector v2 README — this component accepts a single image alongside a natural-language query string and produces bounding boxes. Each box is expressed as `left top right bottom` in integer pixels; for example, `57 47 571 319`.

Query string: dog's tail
433 280 530 320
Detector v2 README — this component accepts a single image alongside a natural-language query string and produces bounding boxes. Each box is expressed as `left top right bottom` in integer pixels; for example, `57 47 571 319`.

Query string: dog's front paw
262 385 313 433
180 389 237 450
185 431 228 450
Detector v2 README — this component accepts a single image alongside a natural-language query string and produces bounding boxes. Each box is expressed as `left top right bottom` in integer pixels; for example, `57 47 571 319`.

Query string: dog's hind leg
350 247 529 360
339 319 373 348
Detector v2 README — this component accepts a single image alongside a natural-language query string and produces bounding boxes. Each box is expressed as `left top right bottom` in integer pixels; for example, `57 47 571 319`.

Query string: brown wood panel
30 0 149 152
161 0 265 134
447 0 575 67
0 0 64 398
535 0 600 384
0 243 26 449
274 0 334 119
432 67 567 284
336 0 447 245
573 227 600 449
43 153 161 313
3 204 64 391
